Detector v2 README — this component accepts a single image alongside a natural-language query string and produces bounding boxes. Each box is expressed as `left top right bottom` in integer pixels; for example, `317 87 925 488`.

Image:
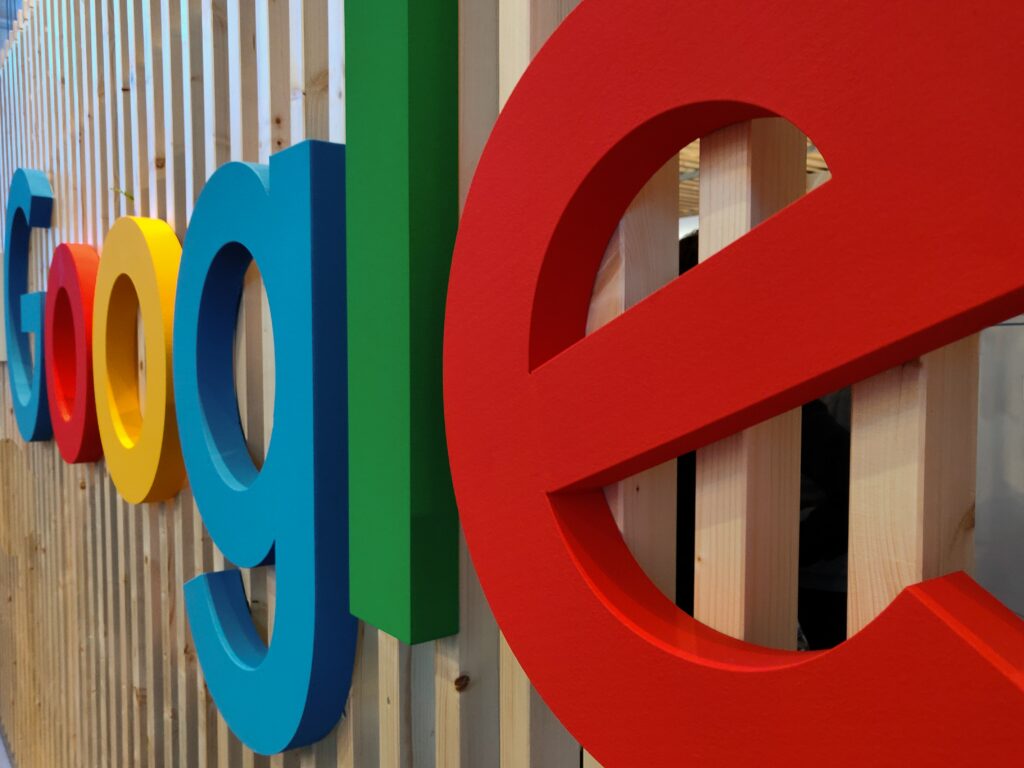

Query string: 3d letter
175 141 355 754
93 217 185 502
444 1 1024 765
345 0 459 643
45 243 103 463
4 169 54 441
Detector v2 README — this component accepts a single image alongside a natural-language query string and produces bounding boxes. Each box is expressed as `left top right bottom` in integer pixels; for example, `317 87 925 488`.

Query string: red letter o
44 242 102 464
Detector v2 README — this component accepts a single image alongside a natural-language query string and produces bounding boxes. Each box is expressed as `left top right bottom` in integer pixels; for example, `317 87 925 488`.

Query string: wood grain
694 119 806 650
848 337 978 634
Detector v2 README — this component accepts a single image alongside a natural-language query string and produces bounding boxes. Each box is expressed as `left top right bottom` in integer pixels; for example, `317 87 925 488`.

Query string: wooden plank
176 3 203 764
197 5 226 765
578 149 679 768
297 0 328 140
121 8 149 767
37 5 61 764
435 1 501 764
326 0 342 143
340 621 381 768
112 0 132 219
226 3 261 766
586 158 679 600
95 3 129 762
67 2 105 753
226 0 256 162
179 0 203 219
45 6 66 762
848 337 978 634
375 631 435 768
176 493 200 768
378 631 412 768
0 6 18 361
99 0 118 223
114 474 134 768
60 2 91 765
126 0 149 209
323 7 373 765
135 7 167 766
161 0 186 230
496 2 580 763
140 0 164 216
156 5 187 768
256 0 288 161
693 119 805 650
201 0 229 179
19 12 38 761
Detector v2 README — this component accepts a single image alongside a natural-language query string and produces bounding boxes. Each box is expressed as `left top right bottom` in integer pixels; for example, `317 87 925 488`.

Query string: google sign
5 0 1024 764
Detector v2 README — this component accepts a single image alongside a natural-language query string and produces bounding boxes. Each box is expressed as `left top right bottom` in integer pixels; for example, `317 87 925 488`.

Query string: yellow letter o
93 216 185 503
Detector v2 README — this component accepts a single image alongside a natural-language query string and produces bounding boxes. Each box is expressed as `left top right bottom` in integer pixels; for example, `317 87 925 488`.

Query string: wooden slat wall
694 120 805 650
0 2 981 768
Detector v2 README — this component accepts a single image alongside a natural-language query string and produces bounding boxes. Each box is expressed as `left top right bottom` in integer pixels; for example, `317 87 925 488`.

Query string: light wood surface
587 157 680 603
433 1 502 765
693 119 806 650
848 338 978 634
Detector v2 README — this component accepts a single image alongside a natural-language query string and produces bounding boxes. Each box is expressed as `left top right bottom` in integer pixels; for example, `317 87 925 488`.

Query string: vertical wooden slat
298 0 328 141
95 7 127 767
256 0 288 162
159 6 188 768
134 6 166 766
326 0 342 144
197 5 226 765
44 8 63 765
34 5 54 766
179 0 202 218
848 338 978 634
578 147 679 768
226 0 256 162
324 8 378 765
342 622 381 768
112 0 131 221
586 159 679 599
378 632 412 768
497 2 581 764
126 0 149 208
434 3 501 765
693 119 805 650
161 0 186 229
61 2 91 765
175 3 202 764
201 0 229 179
24 18 41 756
73 5 106 763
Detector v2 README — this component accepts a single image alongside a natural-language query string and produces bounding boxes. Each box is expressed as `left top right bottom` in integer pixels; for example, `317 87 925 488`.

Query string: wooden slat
197 4 225 765
848 338 978 634
39 6 64 767
586 157 679 600
434 0 501 765
201 0 229 179
175 3 202 764
326 0 342 143
378 631 412 768
62 3 93 766
693 119 805 650
579 151 680 768
496 2 581 765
